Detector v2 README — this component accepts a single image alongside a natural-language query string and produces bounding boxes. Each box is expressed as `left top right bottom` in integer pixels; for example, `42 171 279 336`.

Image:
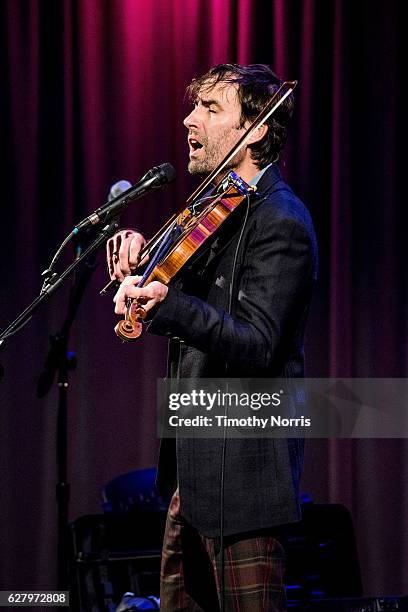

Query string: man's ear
246 123 268 145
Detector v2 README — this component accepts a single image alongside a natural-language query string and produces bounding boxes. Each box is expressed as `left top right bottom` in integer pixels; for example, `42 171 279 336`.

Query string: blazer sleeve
146 214 314 370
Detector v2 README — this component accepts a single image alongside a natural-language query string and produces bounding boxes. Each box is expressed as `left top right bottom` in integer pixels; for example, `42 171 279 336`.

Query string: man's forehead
197 80 239 106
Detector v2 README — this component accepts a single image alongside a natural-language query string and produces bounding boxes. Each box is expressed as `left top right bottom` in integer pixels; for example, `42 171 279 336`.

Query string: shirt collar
249 163 273 186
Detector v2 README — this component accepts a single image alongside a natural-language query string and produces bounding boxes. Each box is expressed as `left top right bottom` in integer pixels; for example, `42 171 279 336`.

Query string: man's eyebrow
198 98 223 109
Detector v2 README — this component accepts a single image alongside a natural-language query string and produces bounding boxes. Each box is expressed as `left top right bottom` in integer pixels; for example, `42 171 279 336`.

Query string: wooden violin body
114 172 255 341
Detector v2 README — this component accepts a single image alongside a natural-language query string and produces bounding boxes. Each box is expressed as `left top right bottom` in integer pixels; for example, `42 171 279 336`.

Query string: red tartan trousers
160 489 286 611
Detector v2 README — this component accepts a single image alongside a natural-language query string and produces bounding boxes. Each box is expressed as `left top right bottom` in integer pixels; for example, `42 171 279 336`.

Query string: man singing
108 64 317 611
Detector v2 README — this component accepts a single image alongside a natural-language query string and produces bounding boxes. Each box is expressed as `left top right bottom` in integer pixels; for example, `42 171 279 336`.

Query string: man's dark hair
186 63 294 168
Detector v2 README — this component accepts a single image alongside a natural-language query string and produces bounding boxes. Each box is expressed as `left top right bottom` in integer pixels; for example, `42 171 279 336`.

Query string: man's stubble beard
188 126 245 177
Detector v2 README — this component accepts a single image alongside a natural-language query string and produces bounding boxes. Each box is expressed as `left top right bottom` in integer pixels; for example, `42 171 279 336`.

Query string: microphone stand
0 219 120 590
37 253 99 590
0 220 119 349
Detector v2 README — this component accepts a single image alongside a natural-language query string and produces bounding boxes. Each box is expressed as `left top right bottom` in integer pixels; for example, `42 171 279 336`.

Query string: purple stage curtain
0 0 406 596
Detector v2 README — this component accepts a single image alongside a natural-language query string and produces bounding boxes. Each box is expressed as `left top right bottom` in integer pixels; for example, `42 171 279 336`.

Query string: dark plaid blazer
148 164 318 537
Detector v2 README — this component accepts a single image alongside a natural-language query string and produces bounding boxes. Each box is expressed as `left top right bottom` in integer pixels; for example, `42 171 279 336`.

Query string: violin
109 80 297 342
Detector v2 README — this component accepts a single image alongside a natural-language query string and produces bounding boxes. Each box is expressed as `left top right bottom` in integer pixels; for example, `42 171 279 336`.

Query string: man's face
183 81 247 176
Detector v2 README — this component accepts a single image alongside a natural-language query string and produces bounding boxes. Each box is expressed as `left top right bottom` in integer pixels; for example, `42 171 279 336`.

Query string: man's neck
233 162 263 184
210 162 263 186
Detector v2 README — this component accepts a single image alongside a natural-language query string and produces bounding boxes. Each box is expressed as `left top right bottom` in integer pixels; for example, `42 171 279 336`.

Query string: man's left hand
114 276 169 315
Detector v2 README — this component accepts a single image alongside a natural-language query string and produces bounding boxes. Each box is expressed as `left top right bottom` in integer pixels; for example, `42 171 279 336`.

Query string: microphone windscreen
160 163 176 184
108 179 132 201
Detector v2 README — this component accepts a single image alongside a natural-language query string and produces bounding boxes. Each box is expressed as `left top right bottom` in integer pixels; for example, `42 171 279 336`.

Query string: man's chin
187 160 210 176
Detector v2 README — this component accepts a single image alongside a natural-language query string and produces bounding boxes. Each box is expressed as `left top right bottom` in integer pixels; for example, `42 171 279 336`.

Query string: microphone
108 179 132 201
73 163 176 234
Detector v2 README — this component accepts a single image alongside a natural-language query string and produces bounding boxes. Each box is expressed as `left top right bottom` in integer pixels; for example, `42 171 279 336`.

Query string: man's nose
183 107 201 129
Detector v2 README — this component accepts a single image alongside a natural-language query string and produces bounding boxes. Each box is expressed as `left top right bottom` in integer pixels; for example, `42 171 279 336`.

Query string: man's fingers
114 285 143 314
129 234 146 268
107 245 114 277
113 276 142 313
121 275 143 286
113 280 167 315
117 251 131 277
107 233 124 279
106 236 118 277
107 230 145 281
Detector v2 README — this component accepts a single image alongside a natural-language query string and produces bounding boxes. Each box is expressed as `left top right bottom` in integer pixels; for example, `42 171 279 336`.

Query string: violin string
188 193 220 215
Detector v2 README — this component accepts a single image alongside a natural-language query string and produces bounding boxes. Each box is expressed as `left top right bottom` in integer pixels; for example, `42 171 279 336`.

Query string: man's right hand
106 229 147 281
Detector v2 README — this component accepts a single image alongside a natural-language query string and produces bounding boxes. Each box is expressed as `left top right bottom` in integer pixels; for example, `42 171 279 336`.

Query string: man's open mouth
189 138 204 152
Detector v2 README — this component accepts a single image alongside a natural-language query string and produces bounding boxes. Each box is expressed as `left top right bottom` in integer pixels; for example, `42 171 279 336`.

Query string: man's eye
208 108 216 114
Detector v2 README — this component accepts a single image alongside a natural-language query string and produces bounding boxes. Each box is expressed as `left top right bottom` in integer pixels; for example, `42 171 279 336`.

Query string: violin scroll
114 299 147 341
